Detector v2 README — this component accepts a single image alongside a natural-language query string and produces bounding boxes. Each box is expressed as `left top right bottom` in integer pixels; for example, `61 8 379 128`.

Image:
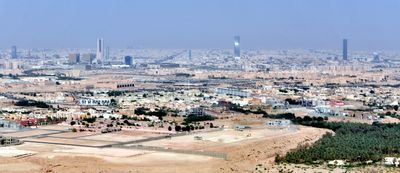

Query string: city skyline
2 1 400 172
1 0 400 51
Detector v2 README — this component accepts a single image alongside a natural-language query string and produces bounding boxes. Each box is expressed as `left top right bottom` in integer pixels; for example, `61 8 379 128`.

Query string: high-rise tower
343 39 348 61
105 46 110 60
96 38 104 63
124 56 133 66
234 36 240 59
11 46 17 59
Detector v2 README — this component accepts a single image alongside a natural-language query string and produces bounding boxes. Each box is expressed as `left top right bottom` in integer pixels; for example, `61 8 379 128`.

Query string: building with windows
216 88 250 97
79 98 111 106
124 56 133 66
188 107 205 116
0 119 23 129
116 83 135 91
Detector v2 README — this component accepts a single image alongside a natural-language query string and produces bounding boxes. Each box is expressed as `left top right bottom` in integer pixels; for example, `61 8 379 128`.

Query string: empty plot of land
24 137 115 147
0 162 41 172
3 129 59 138
53 146 151 157
79 131 163 142
0 147 36 157
133 127 296 150
38 125 69 131
0 128 20 133
49 131 99 138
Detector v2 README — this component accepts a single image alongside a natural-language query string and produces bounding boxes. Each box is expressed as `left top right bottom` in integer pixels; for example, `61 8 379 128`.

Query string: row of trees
134 107 181 120
15 100 52 109
108 90 124 97
280 121 400 164
184 115 215 123
170 124 206 132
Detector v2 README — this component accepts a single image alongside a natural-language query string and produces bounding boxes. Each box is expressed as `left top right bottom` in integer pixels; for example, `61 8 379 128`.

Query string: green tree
71 128 77 132
175 125 181 131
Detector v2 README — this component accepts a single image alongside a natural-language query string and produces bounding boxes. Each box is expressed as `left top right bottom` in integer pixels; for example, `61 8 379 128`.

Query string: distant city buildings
81 53 96 64
373 52 380 63
11 46 17 59
68 53 80 64
343 39 348 61
124 56 133 66
234 36 240 59
216 88 250 97
96 38 104 63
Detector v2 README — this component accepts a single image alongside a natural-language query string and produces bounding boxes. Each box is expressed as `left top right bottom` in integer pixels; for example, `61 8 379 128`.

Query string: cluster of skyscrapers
6 37 359 64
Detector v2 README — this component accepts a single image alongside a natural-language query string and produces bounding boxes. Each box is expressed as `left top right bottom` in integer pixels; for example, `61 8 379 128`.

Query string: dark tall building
188 50 192 60
343 39 348 60
124 56 133 66
11 46 17 59
234 36 240 59
96 38 104 63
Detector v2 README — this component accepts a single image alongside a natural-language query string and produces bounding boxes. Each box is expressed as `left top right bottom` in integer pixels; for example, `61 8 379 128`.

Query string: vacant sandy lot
134 127 297 151
0 147 36 157
0 142 219 173
37 125 70 131
0 162 41 173
24 137 115 147
0 125 332 173
79 131 163 142
3 129 60 138
48 131 98 138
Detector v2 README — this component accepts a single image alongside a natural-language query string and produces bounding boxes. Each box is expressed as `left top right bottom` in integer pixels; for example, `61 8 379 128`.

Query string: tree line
278 121 400 164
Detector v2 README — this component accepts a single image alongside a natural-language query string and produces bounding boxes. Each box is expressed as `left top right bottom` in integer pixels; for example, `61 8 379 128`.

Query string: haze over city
1 0 400 50
2 1 400 173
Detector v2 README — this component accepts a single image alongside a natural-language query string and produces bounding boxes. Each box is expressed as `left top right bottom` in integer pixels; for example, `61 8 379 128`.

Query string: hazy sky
1 0 399 50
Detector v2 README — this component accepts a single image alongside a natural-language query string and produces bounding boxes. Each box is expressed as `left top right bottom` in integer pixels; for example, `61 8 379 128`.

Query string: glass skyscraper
124 56 133 66
11 46 17 59
234 36 240 59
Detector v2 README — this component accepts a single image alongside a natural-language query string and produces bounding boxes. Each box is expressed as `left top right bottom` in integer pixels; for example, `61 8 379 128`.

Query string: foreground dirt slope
0 126 331 173
213 126 331 173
